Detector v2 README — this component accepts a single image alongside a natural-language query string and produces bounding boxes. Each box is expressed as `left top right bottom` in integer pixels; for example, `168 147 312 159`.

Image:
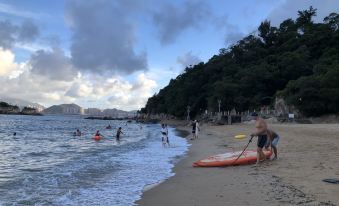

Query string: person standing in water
165 124 170 146
116 127 123 142
161 124 169 147
250 112 268 165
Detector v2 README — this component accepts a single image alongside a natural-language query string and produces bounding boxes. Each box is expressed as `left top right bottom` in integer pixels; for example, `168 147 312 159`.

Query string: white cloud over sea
0 45 158 110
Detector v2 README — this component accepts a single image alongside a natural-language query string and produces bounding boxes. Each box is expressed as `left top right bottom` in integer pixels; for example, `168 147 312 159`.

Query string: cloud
225 30 245 45
65 81 93 98
107 73 157 110
0 20 18 49
62 73 157 110
29 47 78 81
65 0 148 75
131 73 157 91
214 15 245 46
267 0 339 26
177 51 202 68
0 19 39 49
18 20 40 43
0 48 20 76
0 2 45 19
0 44 158 110
152 0 212 45
0 70 74 105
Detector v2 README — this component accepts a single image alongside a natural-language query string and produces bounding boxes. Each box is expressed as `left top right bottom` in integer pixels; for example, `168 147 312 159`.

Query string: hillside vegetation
142 7 339 117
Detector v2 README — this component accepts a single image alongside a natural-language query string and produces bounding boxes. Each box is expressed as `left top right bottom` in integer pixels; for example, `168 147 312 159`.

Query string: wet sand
136 122 339 206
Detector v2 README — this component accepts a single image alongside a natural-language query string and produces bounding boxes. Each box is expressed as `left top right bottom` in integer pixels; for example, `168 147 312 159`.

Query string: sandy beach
136 122 339 206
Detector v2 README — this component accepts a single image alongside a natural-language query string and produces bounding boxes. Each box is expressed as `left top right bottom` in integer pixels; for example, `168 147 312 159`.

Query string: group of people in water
72 124 124 142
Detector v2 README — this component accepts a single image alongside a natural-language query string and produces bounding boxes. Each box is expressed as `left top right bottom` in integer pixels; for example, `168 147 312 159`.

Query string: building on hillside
43 104 84 115
84 108 102 116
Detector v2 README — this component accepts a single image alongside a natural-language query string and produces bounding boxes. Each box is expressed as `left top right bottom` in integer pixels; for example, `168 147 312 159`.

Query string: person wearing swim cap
250 112 268 165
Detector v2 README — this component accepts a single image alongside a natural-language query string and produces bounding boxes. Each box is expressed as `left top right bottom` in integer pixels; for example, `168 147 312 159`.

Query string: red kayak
93 135 102 141
193 149 272 167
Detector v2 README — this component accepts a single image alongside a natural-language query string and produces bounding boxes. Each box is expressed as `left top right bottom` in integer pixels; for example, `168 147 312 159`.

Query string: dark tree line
142 7 339 117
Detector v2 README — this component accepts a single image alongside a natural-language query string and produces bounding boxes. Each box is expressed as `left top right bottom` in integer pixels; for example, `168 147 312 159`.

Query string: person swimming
106 124 112 129
93 130 103 141
76 129 82 136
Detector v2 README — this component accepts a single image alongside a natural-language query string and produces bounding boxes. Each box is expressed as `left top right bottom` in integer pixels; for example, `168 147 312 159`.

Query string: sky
0 0 338 111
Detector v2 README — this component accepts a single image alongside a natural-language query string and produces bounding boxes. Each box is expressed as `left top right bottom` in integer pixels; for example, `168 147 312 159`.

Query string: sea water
0 115 188 206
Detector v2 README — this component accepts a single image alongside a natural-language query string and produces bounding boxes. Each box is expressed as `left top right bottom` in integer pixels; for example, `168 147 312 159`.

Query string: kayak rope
232 135 255 166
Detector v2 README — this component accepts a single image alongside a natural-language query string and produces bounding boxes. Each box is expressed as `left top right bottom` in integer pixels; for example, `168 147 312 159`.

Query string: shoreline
134 123 191 204
136 122 339 206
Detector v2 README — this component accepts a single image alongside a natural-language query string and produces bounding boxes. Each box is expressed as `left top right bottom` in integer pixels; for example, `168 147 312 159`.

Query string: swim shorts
271 136 279 146
257 135 267 148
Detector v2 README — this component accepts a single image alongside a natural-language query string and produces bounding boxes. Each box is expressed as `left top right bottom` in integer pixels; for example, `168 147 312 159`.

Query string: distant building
102 108 121 117
26 104 44 112
102 109 136 118
84 108 102 116
43 104 84 115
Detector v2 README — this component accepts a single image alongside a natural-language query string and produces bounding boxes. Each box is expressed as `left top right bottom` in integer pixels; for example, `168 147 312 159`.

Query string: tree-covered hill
142 7 339 117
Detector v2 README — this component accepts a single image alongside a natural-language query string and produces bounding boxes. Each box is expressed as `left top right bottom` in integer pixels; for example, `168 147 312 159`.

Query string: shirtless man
250 113 268 164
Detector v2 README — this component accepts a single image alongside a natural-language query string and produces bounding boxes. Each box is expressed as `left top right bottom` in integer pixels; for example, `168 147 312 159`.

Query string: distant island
141 8 339 119
0 97 45 112
0 101 42 115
